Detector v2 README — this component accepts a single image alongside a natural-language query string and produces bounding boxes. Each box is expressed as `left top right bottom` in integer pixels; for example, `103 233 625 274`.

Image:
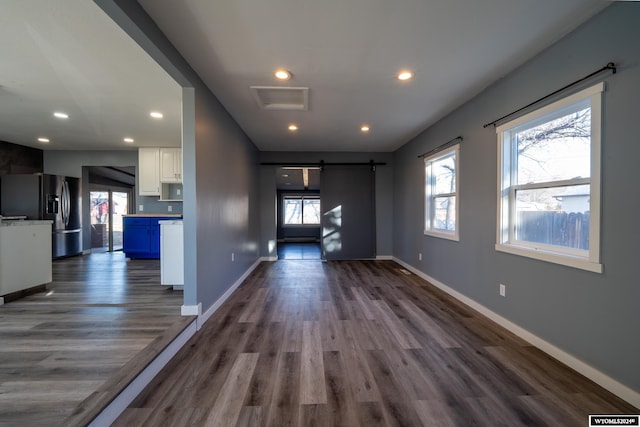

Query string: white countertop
158 220 183 225
0 219 53 227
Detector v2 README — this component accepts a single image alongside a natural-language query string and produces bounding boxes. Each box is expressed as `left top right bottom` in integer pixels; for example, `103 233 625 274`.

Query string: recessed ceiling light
150 111 163 119
397 70 414 81
282 174 289 178
37 137 50 143
288 124 298 131
53 112 69 119
124 137 134 143
361 125 371 132
275 69 292 80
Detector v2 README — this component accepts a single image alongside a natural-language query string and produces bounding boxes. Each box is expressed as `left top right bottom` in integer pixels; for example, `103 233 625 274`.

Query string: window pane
284 199 302 224
516 106 591 185
303 199 321 224
515 185 590 250
433 196 456 231
432 154 456 194
112 192 128 251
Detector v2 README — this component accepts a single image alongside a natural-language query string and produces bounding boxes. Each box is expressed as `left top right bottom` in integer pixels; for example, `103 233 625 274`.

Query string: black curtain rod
483 62 616 129
417 136 463 159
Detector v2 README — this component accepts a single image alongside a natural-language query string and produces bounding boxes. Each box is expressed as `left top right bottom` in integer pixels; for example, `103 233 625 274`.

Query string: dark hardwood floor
277 242 322 260
114 259 638 426
0 252 189 427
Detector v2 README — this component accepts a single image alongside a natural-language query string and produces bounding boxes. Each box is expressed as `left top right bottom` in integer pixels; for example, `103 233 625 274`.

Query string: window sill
424 230 459 242
495 243 602 273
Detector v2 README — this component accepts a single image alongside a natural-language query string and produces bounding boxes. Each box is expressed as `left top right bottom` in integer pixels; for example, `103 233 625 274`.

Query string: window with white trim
424 144 459 241
283 196 321 225
496 83 603 273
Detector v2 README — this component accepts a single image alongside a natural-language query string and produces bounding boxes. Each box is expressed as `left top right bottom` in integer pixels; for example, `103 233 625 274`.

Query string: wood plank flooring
0 252 188 427
115 260 638 426
277 243 321 260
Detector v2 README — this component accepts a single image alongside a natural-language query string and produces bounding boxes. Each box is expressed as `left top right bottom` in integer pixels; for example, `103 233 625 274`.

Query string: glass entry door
90 191 110 252
111 192 128 251
90 190 129 252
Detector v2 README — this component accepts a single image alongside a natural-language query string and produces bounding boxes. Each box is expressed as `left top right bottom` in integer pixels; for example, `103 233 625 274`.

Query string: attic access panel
250 86 309 111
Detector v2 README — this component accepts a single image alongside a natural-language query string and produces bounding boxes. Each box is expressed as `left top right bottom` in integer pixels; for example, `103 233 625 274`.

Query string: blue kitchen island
122 214 182 259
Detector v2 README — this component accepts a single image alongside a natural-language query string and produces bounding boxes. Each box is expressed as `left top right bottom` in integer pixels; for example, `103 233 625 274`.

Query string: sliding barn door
321 166 376 260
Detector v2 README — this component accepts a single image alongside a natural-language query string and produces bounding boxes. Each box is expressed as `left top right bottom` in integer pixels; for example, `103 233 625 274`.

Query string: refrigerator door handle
61 180 70 227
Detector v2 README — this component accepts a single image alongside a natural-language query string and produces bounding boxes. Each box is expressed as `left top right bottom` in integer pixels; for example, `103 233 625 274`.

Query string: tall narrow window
424 144 459 241
496 83 603 273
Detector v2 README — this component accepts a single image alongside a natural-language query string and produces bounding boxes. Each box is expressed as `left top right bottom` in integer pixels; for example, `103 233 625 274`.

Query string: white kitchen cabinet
160 220 184 290
0 221 52 302
138 148 160 196
160 148 182 183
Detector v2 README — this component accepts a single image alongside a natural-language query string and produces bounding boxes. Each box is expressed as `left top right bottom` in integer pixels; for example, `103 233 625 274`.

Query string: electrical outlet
499 283 506 297
168 205 173 212
418 253 422 261
138 205 143 212
231 252 235 262
177 188 181 196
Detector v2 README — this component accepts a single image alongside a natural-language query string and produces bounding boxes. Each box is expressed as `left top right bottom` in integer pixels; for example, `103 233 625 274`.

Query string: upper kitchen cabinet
159 148 182 183
138 148 160 196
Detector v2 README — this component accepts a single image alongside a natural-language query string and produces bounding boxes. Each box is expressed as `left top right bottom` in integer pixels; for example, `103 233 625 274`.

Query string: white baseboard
376 255 394 260
181 302 201 317
88 320 197 427
392 257 640 409
197 258 266 328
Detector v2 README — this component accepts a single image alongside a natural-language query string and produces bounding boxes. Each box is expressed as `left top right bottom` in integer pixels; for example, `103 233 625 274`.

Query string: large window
283 196 321 225
496 83 603 272
425 144 459 241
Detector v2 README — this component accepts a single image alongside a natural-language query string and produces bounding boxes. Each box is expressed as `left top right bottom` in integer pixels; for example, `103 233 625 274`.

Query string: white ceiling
139 0 608 152
0 0 182 151
1 0 608 153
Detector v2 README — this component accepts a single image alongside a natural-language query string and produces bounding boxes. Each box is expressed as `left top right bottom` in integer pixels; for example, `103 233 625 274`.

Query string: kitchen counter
124 214 183 217
0 219 52 226
158 219 183 225
0 220 52 302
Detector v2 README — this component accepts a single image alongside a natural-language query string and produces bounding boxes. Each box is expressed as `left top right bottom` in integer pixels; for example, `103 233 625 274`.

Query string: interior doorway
271 164 377 261
275 166 322 260
90 189 130 252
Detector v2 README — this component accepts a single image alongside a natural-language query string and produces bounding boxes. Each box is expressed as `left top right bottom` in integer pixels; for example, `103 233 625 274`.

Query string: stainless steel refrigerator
1 174 82 258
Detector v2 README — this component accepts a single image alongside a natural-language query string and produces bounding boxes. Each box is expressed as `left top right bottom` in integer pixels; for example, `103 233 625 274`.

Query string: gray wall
95 0 260 311
259 151 394 258
393 3 640 393
44 150 136 178
190 88 259 308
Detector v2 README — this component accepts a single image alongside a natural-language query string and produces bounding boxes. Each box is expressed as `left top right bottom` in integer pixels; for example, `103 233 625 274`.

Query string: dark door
320 165 376 260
